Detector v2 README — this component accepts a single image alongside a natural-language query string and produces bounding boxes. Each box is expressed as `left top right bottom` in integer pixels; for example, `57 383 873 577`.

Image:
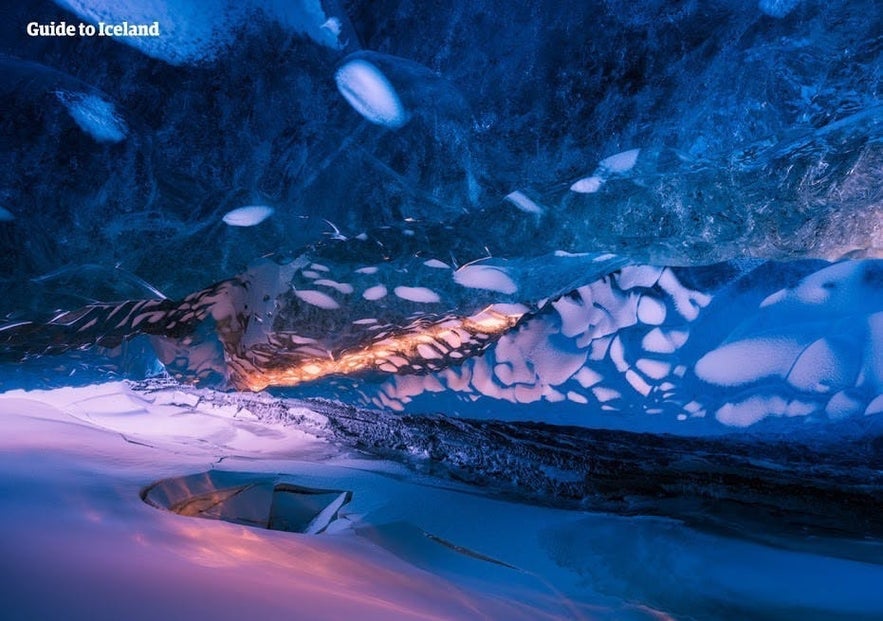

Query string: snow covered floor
0 382 881 620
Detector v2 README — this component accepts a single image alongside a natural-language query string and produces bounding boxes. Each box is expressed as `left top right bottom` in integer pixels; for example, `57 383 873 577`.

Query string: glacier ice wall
0 0 881 437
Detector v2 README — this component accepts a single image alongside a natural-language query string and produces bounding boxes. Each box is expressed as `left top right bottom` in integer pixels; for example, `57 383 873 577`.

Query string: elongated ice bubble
453 264 518 294
393 286 441 303
570 176 604 194
54 91 127 143
294 289 340 310
598 149 640 174
335 59 409 128
222 206 275 227
505 191 543 214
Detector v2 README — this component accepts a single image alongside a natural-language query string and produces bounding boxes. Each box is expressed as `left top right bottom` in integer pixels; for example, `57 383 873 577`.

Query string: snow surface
14 382 878 620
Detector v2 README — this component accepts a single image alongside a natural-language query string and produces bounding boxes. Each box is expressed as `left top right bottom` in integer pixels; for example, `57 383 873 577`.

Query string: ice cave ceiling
0 0 881 436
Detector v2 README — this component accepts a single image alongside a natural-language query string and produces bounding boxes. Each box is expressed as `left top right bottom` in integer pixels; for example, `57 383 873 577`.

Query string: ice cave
0 0 881 619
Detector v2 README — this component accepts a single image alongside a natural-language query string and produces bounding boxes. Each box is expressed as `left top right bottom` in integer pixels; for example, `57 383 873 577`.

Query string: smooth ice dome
335 58 409 128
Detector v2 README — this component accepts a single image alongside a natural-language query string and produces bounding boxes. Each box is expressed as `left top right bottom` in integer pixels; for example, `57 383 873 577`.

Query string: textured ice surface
3 254 880 435
2 0 881 305
2 2 881 618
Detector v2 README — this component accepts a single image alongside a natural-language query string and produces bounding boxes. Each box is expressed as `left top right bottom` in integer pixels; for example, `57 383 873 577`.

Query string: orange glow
239 305 525 391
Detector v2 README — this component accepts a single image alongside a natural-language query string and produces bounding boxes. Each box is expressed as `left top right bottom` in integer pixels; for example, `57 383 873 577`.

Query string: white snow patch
668 330 689 348
787 338 856 393
574 366 603 388
695 337 806 386
551 294 592 338
637 295 666 325
625 369 652 397
598 148 640 174
716 395 788 427
826 391 864 420
335 58 408 128
635 358 671 380
658 269 711 321
505 191 543 215
617 266 663 290
641 328 676 354
454 264 518 294
362 285 388 301
566 391 588 404
569 176 604 194
609 336 628 372
295 289 340 310
423 259 450 269
222 205 275 227
394 286 441 303
487 303 529 316
355 266 379 274
865 394 883 416
592 386 621 403
416 344 441 360
314 279 354 294
760 288 787 308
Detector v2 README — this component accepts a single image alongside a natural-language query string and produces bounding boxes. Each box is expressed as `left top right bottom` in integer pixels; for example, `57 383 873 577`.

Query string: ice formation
221 205 275 226
335 58 409 128
53 0 345 64
54 91 128 143
1 1 881 617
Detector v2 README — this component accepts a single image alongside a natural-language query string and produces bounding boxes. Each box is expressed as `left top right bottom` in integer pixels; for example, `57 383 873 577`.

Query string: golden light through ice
238 305 526 391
